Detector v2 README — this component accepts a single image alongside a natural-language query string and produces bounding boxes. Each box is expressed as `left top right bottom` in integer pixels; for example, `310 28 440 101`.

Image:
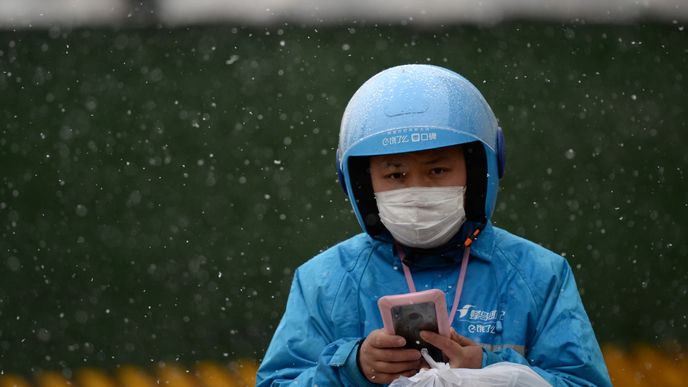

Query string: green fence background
1 23 686 372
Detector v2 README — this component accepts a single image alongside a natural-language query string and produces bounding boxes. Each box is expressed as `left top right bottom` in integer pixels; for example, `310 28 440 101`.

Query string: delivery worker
256 64 612 386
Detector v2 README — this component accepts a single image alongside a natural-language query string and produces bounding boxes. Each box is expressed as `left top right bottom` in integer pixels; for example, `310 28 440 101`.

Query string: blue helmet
336 64 506 236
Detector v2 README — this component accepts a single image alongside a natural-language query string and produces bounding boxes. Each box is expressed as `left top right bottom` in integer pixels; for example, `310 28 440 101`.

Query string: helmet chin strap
396 227 482 326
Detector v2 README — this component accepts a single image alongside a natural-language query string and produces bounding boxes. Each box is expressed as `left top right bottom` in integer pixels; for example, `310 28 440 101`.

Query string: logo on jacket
458 304 505 322
458 304 474 318
456 304 506 335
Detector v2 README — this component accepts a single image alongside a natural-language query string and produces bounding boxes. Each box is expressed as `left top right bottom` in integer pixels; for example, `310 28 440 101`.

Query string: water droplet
75 204 88 216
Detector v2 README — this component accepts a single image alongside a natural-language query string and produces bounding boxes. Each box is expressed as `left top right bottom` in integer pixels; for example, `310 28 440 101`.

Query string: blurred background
1 1 687 386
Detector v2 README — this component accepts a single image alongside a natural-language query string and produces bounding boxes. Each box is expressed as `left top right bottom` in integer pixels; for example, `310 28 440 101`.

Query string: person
256 64 612 386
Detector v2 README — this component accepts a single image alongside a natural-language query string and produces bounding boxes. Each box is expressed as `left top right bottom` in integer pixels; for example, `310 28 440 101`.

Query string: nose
404 173 424 187
405 172 433 188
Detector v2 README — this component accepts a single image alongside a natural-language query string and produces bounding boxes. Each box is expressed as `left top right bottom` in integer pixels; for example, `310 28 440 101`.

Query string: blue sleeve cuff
337 339 376 386
481 347 504 368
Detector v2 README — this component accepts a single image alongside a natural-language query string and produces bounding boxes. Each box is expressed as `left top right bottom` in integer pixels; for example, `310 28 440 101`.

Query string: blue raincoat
257 223 611 386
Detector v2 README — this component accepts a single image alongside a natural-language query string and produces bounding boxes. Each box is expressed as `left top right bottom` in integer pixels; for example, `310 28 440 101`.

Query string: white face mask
374 186 467 249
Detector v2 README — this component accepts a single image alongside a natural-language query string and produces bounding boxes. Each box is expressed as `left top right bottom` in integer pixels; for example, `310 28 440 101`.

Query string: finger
367 372 411 385
400 368 421 378
367 329 407 348
450 327 459 340
366 347 422 363
419 357 430 369
450 329 478 346
372 359 422 374
420 330 460 355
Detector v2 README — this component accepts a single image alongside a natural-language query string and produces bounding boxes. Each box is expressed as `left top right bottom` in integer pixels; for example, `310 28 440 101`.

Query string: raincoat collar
372 221 494 269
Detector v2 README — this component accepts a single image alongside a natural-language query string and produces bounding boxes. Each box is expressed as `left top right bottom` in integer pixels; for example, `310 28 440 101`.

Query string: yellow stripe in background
74 369 117 387
156 363 200 387
34 372 71 387
1 348 686 387
0 374 32 387
195 361 240 387
116 366 158 387
603 344 688 387
226 360 257 387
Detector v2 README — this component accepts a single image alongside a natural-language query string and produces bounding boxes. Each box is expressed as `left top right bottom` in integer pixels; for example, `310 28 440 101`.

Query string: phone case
377 288 450 339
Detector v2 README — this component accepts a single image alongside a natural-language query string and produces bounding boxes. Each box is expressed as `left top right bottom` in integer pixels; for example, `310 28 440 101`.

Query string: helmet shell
337 64 503 235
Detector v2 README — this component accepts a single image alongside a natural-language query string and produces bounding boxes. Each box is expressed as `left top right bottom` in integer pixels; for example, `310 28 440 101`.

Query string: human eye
385 172 405 180
429 167 449 176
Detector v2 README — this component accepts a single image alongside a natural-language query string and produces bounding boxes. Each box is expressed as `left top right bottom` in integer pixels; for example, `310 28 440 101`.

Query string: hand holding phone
358 329 424 384
377 289 450 361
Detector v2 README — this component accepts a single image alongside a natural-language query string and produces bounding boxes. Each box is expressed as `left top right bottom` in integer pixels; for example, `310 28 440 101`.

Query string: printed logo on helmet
381 128 438 147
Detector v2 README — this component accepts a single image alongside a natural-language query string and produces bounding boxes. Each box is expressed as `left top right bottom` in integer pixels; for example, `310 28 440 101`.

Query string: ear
336 148 348 196
496 127 506 179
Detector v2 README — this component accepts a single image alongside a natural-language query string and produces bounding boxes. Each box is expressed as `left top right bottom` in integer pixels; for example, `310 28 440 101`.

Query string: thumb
450 328 478 346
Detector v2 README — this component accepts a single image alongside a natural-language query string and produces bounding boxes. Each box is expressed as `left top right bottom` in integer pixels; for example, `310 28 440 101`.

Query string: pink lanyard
398 245 471 325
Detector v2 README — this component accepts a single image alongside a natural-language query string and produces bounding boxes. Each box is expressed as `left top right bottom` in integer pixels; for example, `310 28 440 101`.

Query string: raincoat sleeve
481 259 612 387
256 267 376 387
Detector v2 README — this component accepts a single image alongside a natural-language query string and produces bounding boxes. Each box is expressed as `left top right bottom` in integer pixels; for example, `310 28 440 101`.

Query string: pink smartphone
377 289 450 361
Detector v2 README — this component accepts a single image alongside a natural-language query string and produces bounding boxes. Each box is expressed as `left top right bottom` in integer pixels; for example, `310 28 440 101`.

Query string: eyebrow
379 156 450 169
380 161 404 169
422 155 449 164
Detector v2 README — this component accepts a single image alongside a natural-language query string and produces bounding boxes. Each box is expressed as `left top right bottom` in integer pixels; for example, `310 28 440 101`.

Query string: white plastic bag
389 349 551 387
